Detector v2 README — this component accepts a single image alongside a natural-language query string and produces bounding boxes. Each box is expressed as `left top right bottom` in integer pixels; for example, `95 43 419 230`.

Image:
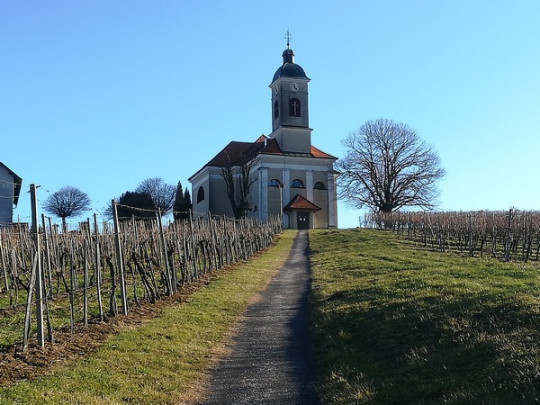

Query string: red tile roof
311 145 337 159
259 138 283 155
204 141 265 167
192 135 336 178
283 194 321 211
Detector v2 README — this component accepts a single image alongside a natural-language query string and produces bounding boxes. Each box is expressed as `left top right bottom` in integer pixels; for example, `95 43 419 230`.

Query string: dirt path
201 230 319 405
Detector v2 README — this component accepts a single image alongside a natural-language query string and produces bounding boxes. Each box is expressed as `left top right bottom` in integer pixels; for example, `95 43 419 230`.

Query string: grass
0 287 108 349
309 228 539 405
0 231 295 405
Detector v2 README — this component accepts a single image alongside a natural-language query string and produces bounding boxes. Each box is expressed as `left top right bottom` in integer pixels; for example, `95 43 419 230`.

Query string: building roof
309 145 337 159
283 194 321 212
190 135 336 180
272 48 309 83
204 140 265 167
0 162 22 206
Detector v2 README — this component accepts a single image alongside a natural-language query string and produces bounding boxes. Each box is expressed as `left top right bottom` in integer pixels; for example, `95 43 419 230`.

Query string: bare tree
135 177 176 216
221 153 257 219
42 186 91 231
336 118 445 213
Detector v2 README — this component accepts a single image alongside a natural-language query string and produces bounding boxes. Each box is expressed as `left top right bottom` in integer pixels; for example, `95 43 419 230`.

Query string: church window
273 101 279 119
314 181 326 190
291 179 304 188
289 98 301 117
268 179 281 187
196 187 205 203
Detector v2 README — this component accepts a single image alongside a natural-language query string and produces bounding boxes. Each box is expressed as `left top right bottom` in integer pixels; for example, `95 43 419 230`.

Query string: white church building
189 43 338 229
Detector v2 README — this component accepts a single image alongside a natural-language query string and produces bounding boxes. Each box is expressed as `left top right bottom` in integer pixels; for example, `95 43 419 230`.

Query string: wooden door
297 212 309 229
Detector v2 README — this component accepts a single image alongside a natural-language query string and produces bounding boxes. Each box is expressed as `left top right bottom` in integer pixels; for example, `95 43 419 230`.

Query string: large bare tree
42 186 91 231
135 177 176 216
336 118 445 213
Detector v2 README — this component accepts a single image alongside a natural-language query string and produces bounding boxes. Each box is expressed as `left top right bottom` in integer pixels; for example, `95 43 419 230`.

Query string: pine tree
182 188 192 219
173 182 192 221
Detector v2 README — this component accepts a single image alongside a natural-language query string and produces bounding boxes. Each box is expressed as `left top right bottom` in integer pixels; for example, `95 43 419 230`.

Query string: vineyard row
0 209 283 351
367 209 540 262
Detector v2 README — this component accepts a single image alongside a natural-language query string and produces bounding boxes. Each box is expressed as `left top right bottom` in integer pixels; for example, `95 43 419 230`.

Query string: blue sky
2 1 539 228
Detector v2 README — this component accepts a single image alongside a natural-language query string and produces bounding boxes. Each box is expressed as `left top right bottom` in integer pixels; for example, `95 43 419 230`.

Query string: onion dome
272 47 309 83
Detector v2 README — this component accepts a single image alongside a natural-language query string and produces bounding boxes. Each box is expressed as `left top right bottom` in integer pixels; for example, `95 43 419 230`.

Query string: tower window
268 179 281 187
196 187 205 203
289 98 301 117
291 179 304 188
273 101 279 119
314 181 326 190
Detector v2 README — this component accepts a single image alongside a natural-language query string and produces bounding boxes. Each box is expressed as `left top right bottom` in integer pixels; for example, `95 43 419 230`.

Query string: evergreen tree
173 181 192 221
116 191 155 220
183 187 192 218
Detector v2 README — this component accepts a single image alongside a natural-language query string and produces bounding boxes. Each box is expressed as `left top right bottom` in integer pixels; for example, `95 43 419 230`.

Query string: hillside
310 228 539 404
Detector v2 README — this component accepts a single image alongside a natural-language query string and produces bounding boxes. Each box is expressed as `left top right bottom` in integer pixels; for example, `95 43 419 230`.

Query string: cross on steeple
285 30 292 49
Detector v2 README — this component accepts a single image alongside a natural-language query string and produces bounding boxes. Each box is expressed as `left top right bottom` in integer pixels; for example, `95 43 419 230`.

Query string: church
189 41 338 229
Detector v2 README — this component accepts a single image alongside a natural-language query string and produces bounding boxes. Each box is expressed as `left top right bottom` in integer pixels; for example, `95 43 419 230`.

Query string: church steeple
283 30 294 63
269 34 312 154
282 48 295 64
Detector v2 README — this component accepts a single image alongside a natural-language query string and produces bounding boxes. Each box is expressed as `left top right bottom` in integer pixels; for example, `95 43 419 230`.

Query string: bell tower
269 35 312 154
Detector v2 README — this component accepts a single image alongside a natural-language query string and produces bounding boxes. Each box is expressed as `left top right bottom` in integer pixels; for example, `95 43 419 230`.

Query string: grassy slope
310 229 539 405
0 231 295 405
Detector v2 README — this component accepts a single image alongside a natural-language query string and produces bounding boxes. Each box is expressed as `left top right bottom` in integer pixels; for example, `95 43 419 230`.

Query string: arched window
291 179 304 188
273 101 279 119
268 179 281 187
289 98 301 117
314 181 326 190
196 187 205 203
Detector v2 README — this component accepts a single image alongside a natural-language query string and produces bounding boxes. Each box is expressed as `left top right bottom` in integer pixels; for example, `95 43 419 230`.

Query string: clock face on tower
290 82 299 91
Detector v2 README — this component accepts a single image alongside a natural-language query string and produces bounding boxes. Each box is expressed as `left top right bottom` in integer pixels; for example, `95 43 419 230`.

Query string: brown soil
0 267 233 387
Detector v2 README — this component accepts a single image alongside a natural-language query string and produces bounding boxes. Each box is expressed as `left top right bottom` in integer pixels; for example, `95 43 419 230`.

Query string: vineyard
0 207 282 352
368 209 540 261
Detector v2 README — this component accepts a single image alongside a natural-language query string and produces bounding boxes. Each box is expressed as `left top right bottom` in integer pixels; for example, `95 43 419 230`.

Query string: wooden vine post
41 213 53 297
112 200 128 315
93 213 104 321
30 184 45 348
157 210 173 295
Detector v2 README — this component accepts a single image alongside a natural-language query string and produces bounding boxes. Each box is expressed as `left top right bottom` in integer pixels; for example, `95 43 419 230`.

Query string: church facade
189 44 338 229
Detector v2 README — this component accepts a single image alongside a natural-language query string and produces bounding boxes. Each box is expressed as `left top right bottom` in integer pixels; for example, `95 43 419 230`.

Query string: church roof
308 145 337 159
283 194 321 212
189 135 336 181
204 140 265 167
196 135 336 172
259 136 337 159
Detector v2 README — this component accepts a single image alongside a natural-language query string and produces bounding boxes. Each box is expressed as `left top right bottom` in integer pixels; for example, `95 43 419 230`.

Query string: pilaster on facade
306 170 314 202
327 171 338 228
282 168 291 228
259 167 269 221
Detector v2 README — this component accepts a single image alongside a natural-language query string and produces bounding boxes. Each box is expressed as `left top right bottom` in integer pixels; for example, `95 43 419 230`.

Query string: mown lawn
310 228 539 405
0 231 295 405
